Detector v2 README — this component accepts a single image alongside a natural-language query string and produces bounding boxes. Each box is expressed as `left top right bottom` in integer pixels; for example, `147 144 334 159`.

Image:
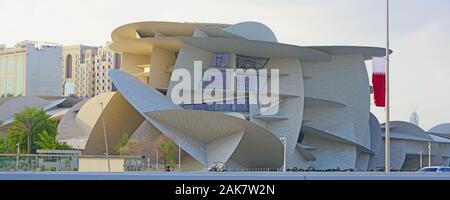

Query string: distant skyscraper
409 110 420 127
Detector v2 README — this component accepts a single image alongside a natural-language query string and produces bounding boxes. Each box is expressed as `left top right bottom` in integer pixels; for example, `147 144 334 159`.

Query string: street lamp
16 143 20 155
178 142 181 172
156 149 159 170
279 137 287 173
428 142 432 167
16 143 20 170
419 151 423 169
99 101 111 172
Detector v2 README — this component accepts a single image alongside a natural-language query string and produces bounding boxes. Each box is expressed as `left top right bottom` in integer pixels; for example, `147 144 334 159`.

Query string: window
236 54 269 69
211 53 230 68
438 168 450 172
183 99 249 112
66 54 73 78
420 168 438 172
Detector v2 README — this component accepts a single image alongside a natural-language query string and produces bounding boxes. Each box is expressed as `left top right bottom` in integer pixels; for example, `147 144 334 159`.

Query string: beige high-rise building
0 41 62 97
62 42 121 98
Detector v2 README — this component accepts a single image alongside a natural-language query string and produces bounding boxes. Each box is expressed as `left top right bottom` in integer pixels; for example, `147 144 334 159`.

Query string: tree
0 136 7 154
34 130 71 150
153 135 177 166
7 107 69 153
114 132 131 155
160 140 177 166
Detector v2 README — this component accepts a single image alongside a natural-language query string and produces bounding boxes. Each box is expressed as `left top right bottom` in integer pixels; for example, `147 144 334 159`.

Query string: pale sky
1 0 449 130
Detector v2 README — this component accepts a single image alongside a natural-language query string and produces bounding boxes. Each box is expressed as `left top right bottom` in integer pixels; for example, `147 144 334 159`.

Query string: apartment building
0 41 62 97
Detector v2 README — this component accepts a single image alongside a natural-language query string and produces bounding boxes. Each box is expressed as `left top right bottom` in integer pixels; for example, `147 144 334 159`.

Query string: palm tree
9 107 57 168
11 107 52 154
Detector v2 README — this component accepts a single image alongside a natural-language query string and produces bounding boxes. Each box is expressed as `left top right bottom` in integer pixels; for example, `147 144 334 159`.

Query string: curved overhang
382 131 432 142
302 124 373 154
146 109 283 167
111 35 333 62
429 134 450 144
56 100 89 149
110 21 238 55
308 46 393 60
0 96 67 126
304 96 347 108
382 121 432 141
112 21 204 41
296 144 317 161
429 123 450 135
179 37 332 62
223 21 278 43
109 69 181 113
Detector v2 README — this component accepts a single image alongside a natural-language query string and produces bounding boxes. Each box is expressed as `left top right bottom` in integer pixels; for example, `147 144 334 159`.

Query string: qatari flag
372 57 386 107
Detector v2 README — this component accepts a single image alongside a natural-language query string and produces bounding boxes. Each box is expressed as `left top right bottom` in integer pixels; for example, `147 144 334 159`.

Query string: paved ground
1 172 450 180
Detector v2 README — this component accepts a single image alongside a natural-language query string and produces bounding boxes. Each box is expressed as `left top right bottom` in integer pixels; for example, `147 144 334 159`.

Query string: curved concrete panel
57 100 88 149
430 123 450 134
223 21 278 42
109 69 181 112
83 92 145 155
308 46 393 60
179 37 331 62
0 96 67 126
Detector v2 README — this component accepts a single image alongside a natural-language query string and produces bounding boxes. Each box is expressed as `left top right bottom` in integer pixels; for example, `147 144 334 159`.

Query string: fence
0 154 197 172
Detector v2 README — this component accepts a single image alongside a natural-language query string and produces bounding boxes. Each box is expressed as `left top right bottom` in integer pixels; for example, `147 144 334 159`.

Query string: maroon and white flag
372 57 386 107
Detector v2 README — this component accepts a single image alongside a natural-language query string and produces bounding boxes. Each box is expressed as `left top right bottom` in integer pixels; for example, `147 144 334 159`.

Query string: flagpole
385 0 391 173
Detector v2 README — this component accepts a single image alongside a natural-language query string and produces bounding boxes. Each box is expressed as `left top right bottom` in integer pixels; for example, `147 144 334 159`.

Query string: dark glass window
236 54 269 69
183 99 249 112
66 54 73 78
211 53 230 68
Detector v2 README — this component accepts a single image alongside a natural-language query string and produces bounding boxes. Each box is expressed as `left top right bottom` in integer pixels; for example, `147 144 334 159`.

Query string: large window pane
211 53 230 68
236 54 269 69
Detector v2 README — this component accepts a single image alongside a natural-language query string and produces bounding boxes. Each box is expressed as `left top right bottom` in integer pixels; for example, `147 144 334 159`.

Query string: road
1 172 450 180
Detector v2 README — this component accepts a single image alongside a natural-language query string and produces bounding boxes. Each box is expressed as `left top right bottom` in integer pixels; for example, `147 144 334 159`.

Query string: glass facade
185 69 250 112
183 99 249 112
0 54 25 97
0 57 5 97
7 56 14 96
236 54 269 69
16 55 23 96
211 53 230 68
183 53 269 113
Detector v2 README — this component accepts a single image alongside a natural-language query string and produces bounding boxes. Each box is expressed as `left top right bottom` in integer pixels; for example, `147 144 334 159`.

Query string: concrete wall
26 44 62 96
167 43 213 96
83 92 145 155
149 46 176 89
78 157 124 172
121 53 151 83
303 133 357 169
258 58 304 168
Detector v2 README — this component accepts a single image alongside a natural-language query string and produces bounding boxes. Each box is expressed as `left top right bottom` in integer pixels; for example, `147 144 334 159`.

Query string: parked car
419 166 450 172
208 162 226 172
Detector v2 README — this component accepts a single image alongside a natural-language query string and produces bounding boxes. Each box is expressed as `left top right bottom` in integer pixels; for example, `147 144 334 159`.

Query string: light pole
428 142 432 167
99 102 111 172
16 143 20 170
16 143 20 155
279 137 287 173
419 151 423 169
178 142 181 172
156 149 159 170
384 0 391 173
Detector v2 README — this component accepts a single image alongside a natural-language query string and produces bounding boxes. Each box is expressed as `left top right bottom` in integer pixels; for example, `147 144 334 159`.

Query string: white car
419 166 450 172
208 162 226 172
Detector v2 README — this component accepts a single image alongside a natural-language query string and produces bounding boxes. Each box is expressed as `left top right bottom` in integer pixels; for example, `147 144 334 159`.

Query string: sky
1 0 449 130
